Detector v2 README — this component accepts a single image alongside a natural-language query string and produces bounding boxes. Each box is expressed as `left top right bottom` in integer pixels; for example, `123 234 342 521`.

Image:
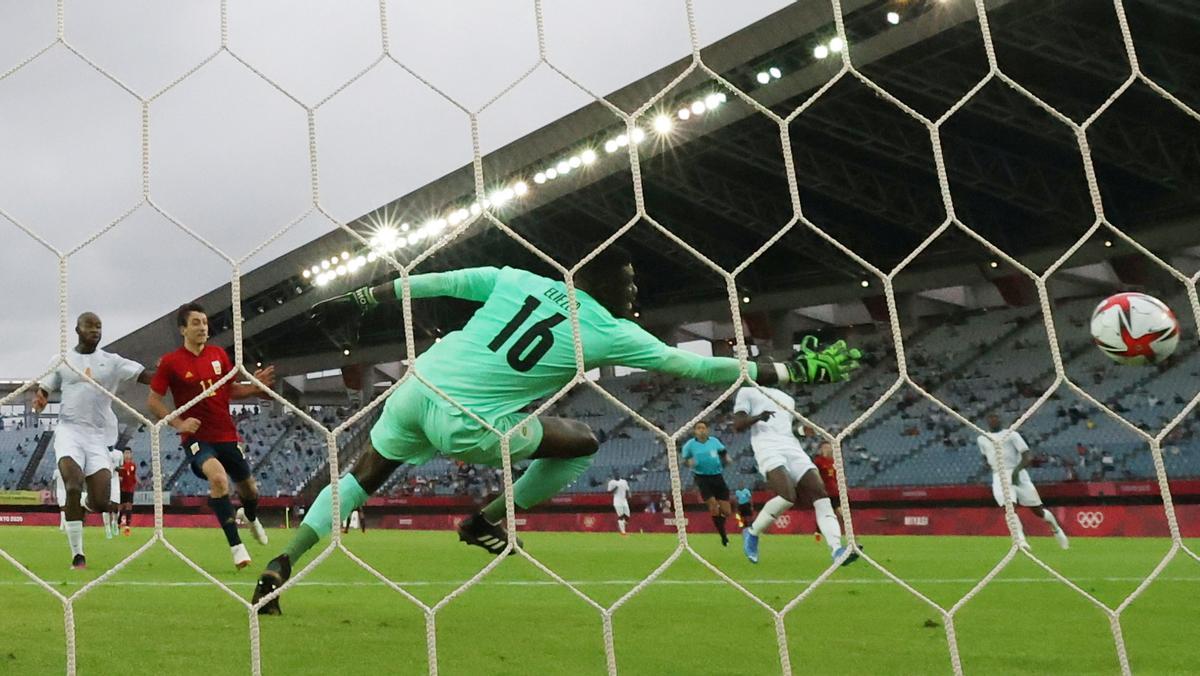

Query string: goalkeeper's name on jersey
541 286 579 313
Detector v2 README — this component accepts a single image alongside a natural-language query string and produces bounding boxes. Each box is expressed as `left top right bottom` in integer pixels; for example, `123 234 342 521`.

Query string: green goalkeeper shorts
369 379 544 467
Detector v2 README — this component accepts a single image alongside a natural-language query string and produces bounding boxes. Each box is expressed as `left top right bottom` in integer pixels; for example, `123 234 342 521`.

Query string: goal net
0 1 1197 674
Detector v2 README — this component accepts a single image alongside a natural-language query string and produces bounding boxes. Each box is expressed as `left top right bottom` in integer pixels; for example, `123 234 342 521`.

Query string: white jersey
977 429 1029 474
109 449 123 500
607 479 630 503
734 386 802 454
733 386 816 482
40 348 143 444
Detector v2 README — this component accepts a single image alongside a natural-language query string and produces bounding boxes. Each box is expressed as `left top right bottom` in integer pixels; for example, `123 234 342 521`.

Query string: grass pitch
1 527 1197 675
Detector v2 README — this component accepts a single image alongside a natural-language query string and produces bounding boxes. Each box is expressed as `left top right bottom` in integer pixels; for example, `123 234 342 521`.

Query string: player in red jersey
810 440 839 543
117 448 137 535
812 440 839 500
147 303 276 569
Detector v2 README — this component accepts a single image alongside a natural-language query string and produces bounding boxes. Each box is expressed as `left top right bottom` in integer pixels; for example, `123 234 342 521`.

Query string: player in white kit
101 448 123 539
53 468 80 531
978 413 1068 550
733 385 855 566
34 312 153 569
607 476 631 535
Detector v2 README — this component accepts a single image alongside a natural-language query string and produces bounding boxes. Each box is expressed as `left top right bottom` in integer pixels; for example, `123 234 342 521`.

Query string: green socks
282 524 320 564
482 456 594 523
284 474 369 565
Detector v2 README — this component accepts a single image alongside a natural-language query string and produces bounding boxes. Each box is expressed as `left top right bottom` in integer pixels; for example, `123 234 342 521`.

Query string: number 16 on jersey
488 295 567 372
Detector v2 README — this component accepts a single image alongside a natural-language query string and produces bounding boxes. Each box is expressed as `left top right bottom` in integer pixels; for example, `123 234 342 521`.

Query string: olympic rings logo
775 514 792 529
1075 511 1105 529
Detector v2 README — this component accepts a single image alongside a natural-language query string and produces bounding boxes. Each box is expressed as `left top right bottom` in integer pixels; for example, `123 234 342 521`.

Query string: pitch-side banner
133 490 169 505
0 490 43 505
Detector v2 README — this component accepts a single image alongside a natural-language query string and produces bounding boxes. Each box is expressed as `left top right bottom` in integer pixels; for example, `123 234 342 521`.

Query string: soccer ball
1090 292 1180 365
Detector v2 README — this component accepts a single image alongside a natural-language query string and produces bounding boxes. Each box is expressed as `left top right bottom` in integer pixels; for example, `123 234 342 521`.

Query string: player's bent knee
209 474 230 496
352 447 401 493
561 431 599 458
565 422 599 456
238 478 259 499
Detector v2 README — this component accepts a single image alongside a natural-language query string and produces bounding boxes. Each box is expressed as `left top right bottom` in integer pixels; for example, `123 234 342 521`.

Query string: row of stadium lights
534 91 729 186
303 183 532 286
299 89 733 286
303 6 1040 294
302 11 931 289
805 11 902 62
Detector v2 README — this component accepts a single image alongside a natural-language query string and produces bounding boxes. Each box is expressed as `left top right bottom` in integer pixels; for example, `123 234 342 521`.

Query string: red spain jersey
119 461 138 493
813 454 838 496
149 345 239 445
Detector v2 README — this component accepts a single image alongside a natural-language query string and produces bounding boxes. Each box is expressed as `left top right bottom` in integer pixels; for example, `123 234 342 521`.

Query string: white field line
2 576 1196 589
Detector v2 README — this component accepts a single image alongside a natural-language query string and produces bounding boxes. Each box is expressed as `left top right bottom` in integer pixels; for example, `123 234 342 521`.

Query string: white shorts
53 425 112 477
111 473 120 503
613 500 630 518
991 470 1042 507
756 445 816 484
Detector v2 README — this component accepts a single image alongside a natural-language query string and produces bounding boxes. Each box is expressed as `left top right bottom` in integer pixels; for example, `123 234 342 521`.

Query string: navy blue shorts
186 441 251 483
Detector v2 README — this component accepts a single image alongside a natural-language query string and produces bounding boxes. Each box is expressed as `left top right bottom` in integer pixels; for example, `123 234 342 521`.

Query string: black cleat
457 513 524 556
252 554 291 616
71 554 86 570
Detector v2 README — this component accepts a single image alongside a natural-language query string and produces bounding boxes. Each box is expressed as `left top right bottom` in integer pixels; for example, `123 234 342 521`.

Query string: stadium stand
14 294 1198 498
0 428 42 491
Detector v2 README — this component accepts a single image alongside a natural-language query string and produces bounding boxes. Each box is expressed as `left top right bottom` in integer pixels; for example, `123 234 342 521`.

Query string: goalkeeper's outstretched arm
333 267 502 309
308 268 501 347
606 322 862 388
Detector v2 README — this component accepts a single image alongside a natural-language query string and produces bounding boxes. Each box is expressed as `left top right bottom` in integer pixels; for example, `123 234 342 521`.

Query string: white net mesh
0 0 1197 673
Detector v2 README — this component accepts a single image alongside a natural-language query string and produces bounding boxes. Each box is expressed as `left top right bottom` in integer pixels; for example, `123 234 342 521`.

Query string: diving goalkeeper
253 247 861 614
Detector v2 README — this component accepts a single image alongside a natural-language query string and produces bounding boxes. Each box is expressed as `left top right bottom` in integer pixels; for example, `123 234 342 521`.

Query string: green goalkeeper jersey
397 266 756 423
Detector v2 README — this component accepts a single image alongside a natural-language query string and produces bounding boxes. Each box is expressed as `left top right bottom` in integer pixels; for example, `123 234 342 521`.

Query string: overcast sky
0 0 787 379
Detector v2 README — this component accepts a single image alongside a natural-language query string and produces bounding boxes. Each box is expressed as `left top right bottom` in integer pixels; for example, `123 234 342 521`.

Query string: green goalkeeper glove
784 336 863 384
309 287 379 348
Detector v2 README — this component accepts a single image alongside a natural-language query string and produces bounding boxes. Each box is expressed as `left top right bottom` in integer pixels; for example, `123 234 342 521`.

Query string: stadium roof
106 0 1200 375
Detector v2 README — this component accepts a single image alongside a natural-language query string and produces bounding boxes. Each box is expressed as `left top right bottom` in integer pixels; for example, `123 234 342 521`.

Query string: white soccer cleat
236 508 269 545
1054 528 1070 550
250 518 268 546
231 543 252 570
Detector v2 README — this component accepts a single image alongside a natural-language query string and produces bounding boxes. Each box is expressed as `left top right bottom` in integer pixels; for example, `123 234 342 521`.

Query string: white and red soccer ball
1090 292 1180 365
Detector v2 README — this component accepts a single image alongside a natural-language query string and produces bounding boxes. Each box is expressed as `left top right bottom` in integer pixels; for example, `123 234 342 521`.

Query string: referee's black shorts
693 473 730 501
